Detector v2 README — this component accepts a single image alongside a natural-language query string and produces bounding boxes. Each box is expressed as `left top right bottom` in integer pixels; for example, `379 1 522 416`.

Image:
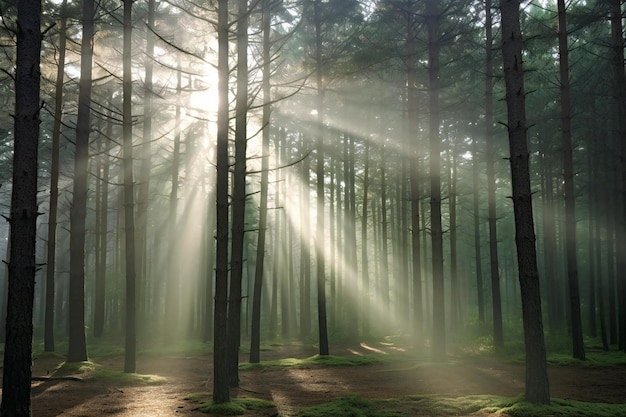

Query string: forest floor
15 341 626 416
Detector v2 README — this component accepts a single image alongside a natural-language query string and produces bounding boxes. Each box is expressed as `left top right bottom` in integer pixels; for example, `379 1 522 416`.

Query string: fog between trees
1 0 625 412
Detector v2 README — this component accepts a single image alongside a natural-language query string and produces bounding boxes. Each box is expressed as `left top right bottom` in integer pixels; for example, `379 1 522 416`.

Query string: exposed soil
14 343 626 416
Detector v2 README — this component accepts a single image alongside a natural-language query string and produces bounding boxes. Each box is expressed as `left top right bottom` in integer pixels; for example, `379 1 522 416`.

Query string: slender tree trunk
213 0 230 404
300 134 311 339
329 158 336 330
406 7 422 336
227 0 249 387
0 0 41 412
380 148 390 313
500 0 550 404
587 151 597 338
448 142 459 330
361 141 371 337
558 0 585 360
485 0 503 348
68 0 94 363
44 0 68 351
165 64 182 341
94 116 110 338
250 0 271 363
314 0 329 356
279 136 290 337
609 0 626 354
426 0 445 361
122 0 137 374
472 137 484 323
136 0 155 325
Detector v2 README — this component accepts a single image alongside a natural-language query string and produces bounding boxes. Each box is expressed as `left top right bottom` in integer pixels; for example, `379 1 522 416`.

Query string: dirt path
18 343 626 416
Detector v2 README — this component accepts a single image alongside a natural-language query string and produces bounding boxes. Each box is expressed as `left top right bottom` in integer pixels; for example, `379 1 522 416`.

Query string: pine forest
1 0 626 415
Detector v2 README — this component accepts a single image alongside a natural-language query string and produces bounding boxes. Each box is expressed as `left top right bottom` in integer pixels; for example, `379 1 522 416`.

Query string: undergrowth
185 393 275 415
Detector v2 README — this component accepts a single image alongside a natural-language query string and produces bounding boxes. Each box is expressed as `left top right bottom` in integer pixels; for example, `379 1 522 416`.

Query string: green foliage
239 354 384 370
297 394 403 417
184 394 275 415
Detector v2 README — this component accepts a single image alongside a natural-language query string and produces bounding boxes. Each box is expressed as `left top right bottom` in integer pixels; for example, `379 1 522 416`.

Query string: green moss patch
297 394 403 417
185 393 275 415
54 360 166 385
501 398 626 417
295 395 626 417
240 354 383 370
547 351 626 367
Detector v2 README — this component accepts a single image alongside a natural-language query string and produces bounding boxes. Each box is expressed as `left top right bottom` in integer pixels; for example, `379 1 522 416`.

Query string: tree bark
213 0 230 404
557 0 585 361
314 0 329 356
250 0 272 364
0 0 41 412
68 0 94 363
45 0 68 351
609 0 626 354
135 0 156 325
485 0 503 348
406 5 422 336
499 0 550 404
426 0 445 361
122 0 137 374
227 0 249 387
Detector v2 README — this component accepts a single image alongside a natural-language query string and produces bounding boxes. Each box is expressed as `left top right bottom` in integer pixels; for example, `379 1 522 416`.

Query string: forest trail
16 343 626 416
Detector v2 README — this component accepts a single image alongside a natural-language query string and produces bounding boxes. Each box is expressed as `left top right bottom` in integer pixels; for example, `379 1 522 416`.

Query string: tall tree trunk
426 0 445 361
45 0 68 351
448 142 459 330
299 133 311 339
68 0 94 363
499 0 550 404
609 0 626 354
558 0 585 360
587 150 597 338
472 136 484 324
213 0 230 404
406 6 422 336
361 141 371 337
122 0 137 374
136 0 155 325
227 0 249 387
0 0 41 412
379 148 390 313
485 0 503 348
94 116 111 338
314 0 329 356
329 158 336 330
165 64 182 341
250 0 271 363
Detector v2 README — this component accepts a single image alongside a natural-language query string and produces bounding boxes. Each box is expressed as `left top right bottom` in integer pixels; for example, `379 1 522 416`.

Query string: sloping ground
11 343 626 416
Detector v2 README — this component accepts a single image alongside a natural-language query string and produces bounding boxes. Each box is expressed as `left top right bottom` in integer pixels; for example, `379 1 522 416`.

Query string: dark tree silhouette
0 0 41 413
500 0 550 404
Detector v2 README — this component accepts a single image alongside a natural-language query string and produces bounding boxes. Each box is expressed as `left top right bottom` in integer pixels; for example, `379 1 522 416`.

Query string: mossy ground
185 393 275 415
296 394 626 417
239 353 385 370
54 360 166 385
